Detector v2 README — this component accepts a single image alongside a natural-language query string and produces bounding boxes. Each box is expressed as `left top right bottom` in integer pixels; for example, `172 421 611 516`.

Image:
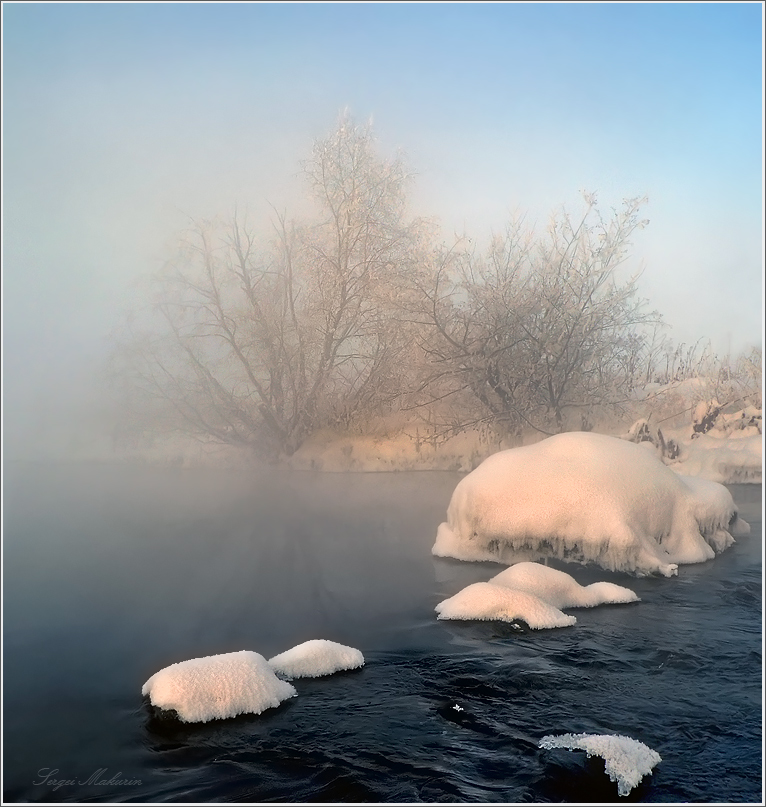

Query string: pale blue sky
2 3 763 438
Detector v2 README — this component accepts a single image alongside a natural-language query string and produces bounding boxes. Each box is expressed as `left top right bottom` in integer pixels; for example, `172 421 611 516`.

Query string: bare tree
403 221 534 439
521 195 658 431
412 195 660 437
113 115 426 458
112 120 671 458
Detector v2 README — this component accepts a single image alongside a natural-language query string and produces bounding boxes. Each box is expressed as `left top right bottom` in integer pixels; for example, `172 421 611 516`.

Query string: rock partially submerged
539 732 662 796
433 432 748 577
489 562 639 609
142 650 296 723
268 639 364 679
435 582 577 629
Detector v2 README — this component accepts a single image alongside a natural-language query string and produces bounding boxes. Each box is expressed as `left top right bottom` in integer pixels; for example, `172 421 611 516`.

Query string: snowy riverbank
280 382 762 484
85 378 762 485
101 414 761 486
280 421 761 485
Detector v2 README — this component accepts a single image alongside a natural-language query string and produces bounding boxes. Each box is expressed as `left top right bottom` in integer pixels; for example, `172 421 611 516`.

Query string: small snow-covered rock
435 582 576 629
268 639 364 679
489 562 639 609
141 650 296 723
539 732 662 796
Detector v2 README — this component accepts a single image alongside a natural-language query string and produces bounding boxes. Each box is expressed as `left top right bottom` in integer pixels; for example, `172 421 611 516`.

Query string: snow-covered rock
432 432 749 577
268 639 364 679
141 650 296 723
539 732 662 796
489 562 638 609
435 582 577 629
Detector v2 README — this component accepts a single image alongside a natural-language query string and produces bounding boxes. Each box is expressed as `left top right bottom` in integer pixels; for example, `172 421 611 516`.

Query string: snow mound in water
435 582 577 629
681 475 750 549
268 639 364 679
539 732 662 796
432 432 748 577
489 562 639 609
141 650 296 723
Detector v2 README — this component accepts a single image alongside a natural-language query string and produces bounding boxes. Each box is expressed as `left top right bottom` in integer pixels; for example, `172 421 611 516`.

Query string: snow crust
433 432 748 577
489 562 639 609
435 582 577 629
141 650 296 723
268 639 364 679
538 732 662 796
667 432 762 484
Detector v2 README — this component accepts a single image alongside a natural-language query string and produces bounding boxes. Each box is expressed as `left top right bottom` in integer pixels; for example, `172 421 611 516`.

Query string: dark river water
2 463 762 803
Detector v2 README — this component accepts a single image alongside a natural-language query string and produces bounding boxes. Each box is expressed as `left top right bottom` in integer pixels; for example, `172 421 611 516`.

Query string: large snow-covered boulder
432 432 749 577
488 562 639 609
268 639 364 679
142 650 296 723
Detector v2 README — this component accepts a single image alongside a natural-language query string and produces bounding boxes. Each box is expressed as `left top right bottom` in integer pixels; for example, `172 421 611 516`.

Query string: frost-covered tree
113 117 669 457
414 195 659 436
113 116 427 458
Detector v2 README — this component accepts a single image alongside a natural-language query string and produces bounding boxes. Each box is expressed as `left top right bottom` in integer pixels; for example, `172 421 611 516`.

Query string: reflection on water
2 464 762 803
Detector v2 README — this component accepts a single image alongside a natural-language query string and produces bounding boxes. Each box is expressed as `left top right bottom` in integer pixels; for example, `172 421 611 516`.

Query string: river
3 463 762 802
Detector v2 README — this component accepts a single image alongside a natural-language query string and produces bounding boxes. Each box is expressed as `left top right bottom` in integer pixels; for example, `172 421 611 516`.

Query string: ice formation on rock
141 650 296 723
435 582 577 629
268 639 364 679
488 562 639 609
539 732 662 796
432 432 749 577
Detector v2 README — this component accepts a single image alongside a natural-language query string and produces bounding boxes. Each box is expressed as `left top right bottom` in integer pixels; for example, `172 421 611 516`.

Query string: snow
489 562 639 609
666 432 762 484
436 562 635 629
432 432 749 577
141 650 297 723
268 639 364 679
435 582 577 629
538 732 662 796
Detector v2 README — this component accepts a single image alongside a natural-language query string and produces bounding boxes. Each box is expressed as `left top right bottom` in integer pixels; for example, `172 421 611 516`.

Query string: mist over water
2 463 761 803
